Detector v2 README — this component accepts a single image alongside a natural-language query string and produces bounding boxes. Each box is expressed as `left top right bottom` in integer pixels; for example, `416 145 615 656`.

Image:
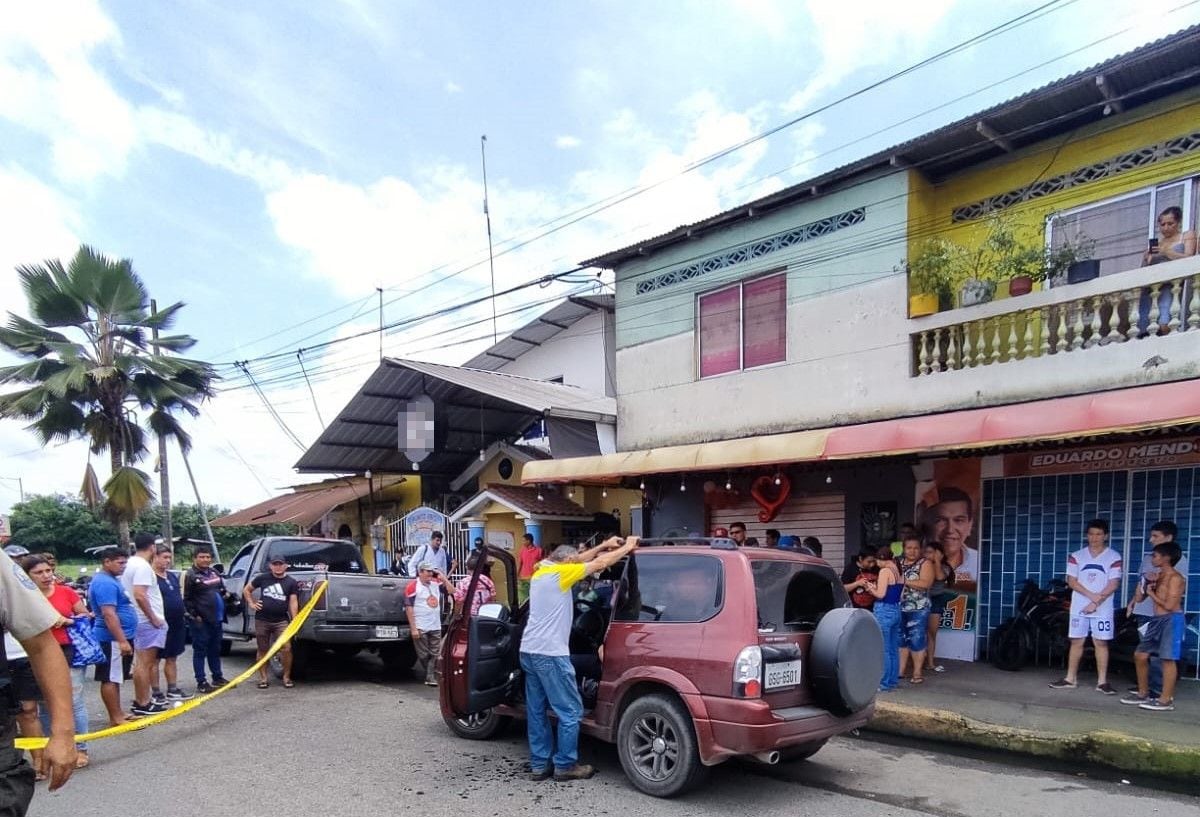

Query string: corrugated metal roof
584 25 1200 269
293 358 614 475
463 294 614 371
211 478 402 528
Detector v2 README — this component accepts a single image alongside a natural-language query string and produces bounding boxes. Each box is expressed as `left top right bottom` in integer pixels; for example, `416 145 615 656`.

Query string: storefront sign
1004 438 1200 476
403 506 446 550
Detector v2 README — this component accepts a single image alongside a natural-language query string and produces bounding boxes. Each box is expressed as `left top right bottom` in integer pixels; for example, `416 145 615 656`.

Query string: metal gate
384 507 472 579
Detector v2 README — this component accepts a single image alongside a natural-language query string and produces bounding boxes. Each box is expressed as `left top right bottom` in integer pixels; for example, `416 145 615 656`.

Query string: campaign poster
915 458 983 662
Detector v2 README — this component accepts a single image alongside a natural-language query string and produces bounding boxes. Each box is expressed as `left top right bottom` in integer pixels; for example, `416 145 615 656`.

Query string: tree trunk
110 441 131 548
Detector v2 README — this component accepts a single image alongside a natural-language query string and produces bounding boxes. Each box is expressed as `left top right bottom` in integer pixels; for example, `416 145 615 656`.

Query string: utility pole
151 300 173 549
377 287 384 360
480 135 499 344
181 445 219 563
0 478 23 502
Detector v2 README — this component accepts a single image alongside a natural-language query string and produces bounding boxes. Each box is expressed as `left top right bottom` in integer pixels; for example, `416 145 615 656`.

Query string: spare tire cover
808 607 883 714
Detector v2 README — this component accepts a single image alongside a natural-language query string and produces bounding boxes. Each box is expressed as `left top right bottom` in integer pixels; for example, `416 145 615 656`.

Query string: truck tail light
733 645 762 698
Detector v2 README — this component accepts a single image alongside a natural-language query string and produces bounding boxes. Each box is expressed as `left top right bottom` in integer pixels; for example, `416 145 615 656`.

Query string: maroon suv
439 539 882 797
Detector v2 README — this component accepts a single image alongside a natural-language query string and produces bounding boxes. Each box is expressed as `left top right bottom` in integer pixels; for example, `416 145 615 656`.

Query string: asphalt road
29 644 1200 817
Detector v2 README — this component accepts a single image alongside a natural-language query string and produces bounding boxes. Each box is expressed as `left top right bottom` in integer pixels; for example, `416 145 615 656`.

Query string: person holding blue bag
24 555 93 770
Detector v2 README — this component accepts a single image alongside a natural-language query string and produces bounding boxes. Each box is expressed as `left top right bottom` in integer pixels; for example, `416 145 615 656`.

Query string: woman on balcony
1143 206 1196 265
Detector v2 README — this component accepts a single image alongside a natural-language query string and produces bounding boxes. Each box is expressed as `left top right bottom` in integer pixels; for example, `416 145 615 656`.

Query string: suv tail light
733 645 762 698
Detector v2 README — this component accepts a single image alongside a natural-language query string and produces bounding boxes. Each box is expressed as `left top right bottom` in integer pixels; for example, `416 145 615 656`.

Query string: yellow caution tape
15 580 328 750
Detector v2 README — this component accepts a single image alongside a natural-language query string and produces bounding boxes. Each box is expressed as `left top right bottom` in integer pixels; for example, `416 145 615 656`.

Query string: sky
0 0 1195 515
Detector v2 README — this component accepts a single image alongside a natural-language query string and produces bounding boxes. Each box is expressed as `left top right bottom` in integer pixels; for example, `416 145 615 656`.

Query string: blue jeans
520 652 583 772
901 607 931 652
874 603 902 690
189 619 224 683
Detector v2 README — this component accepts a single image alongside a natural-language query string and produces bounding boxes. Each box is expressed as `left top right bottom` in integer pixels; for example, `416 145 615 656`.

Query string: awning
522 380 1200 483
211 478 402 528
294 357 615 476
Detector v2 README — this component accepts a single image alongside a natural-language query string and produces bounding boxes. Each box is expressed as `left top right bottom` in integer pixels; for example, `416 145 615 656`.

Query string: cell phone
1148 237 1159 251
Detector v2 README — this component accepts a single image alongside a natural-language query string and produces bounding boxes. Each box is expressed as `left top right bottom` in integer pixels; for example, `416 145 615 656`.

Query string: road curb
866 701 1200 781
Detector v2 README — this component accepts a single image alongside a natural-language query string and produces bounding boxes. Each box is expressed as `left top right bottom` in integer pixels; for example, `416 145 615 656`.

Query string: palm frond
147 334 197 352
148 408 193 452
68 246 148 320
0 359 69 386
30 399 87 445
80 462 105 510
16 262 88 327
0 315 71 357
101 465 155 524
138 301 184 331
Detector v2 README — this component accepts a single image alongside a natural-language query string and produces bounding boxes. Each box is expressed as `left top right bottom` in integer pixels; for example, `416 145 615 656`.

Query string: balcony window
1047 178 1197 283
698 271 786 378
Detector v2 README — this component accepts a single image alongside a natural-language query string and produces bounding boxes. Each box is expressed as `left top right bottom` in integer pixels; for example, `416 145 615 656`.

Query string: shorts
1136 613 1185 661
901 607 930 651
134 620 167 651
94 641 134 684
161 618 187 659
254 618 289 653
929 592 952 615
1068 614 1114 641
6 659 42 703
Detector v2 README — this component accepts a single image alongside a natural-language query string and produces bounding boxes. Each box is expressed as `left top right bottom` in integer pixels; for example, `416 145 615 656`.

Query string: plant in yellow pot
906 239 958 317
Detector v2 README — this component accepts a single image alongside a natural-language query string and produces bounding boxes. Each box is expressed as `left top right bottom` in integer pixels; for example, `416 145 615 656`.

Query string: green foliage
7 494 115 559
6 494 296 560
0 246 218 543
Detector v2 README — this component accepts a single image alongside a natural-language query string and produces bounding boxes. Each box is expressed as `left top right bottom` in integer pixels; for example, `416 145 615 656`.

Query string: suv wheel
617 693 708 798
443 708 509 740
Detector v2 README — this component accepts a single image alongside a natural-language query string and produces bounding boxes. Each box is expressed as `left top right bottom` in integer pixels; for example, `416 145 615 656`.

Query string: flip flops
257 680 270 689
283 680 295 688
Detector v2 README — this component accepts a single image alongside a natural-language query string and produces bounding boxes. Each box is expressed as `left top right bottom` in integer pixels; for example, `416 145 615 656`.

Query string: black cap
268 556 286 564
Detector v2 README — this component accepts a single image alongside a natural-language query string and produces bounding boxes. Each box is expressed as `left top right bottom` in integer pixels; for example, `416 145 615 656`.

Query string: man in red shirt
517 534 542 606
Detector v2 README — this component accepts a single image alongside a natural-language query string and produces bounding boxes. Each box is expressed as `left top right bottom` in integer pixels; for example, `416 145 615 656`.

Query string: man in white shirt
404 562 455 687
1050 519 1122 694
120 534 168 716
406 531 456 577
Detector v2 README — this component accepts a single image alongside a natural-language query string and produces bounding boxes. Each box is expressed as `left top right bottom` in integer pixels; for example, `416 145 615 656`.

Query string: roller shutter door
711 492 845 568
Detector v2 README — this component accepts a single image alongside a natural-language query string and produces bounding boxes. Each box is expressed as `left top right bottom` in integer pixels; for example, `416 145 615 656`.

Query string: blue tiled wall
979 467 1198 678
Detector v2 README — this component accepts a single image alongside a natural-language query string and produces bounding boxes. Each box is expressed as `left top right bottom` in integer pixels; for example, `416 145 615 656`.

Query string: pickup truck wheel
380 642 416 678
779 738 828 762
269 640 310 680
219 639 232 657
443 708 509 740
617 693 708 798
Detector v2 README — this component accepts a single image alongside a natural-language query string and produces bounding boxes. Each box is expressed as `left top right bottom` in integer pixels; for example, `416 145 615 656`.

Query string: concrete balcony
912 257 1200 376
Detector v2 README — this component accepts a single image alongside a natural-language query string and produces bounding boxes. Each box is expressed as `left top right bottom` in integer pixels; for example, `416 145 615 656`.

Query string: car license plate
375 625 399 639
764 660 802 690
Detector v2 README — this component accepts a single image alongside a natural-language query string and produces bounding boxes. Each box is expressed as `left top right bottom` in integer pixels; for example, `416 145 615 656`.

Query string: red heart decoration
750 474 791 523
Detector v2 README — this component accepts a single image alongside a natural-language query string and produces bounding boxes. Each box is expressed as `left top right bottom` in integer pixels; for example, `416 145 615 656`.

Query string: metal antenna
480 134 499 344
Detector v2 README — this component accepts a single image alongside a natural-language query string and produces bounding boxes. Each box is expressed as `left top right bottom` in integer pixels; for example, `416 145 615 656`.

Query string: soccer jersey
1066 546 1122 618
520 562 587 656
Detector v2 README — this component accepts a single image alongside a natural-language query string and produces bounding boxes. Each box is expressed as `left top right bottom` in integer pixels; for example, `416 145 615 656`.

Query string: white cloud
0 167 81 316
445 80 463 94
555 135 582 149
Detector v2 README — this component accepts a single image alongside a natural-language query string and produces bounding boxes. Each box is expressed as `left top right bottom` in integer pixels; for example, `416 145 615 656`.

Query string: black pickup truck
220 536 413 676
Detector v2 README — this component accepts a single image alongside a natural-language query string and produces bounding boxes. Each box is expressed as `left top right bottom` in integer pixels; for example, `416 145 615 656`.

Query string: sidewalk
865 659 1199 781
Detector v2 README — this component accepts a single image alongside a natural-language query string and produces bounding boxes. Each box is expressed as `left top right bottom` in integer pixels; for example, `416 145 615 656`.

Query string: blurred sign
1004 437 1200 476
399 394 435 470
403 507 446 551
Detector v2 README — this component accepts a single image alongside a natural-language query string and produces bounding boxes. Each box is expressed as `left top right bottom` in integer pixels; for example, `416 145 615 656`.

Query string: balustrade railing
913 272 1199 376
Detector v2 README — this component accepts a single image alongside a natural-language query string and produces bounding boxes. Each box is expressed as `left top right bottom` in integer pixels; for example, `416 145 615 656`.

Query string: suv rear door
751 558 846 708
442 546 520 716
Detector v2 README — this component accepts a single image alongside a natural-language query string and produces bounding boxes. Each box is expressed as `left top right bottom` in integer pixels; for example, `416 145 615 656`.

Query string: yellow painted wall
908 92 1200 271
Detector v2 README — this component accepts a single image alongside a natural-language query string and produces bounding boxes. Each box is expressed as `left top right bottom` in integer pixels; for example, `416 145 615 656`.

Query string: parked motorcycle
989 578 1072 671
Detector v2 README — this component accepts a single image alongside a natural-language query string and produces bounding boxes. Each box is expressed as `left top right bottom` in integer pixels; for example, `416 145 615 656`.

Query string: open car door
441 545 520 718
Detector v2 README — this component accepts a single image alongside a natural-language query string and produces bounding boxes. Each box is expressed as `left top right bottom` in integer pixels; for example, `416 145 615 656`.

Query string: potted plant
1055 235 1099 285
906 239 958 316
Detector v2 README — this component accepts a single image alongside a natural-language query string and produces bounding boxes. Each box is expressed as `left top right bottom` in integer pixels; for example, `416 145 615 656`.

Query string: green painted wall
613 170 910 350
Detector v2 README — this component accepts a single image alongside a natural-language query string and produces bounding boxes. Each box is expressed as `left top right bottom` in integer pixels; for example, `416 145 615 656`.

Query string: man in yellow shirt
520 536 639 782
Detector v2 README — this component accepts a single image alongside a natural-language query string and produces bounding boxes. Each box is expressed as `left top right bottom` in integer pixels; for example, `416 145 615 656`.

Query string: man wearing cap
245 556 300 689
404 562 454 686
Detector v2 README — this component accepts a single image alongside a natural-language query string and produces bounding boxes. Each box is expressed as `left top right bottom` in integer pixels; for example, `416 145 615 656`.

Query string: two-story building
525 28 1200 670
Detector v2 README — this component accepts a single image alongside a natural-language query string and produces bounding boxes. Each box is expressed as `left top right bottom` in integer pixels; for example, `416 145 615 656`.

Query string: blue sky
0 0 1194 512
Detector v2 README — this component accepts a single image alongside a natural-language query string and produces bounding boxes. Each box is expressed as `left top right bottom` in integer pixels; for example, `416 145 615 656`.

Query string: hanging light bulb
774 472 782 486
568 485 575 498
725 473 732 491
679 476 687 492
537 485 544 502
602 487 608 498
479 448 486 463
825 474 833 484
639 478 645 490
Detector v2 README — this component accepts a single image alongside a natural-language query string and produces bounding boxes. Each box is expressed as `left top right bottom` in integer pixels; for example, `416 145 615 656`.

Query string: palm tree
0 245 217 544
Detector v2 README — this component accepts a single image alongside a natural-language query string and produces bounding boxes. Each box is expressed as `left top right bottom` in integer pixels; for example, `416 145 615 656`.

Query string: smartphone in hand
1149 237 1159 251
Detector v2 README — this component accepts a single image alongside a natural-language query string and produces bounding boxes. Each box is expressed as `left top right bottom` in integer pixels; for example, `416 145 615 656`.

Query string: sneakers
1095 683 1116 695
1048 678 1077 689
151 690 167 705
130 700 170 717
1126 684 1162 698
529 767 553 782
195 681 215 694
1139 698 1175 712
211 677 230 688
1120 692 1150 705
166 687 195 701
553 764 596 782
